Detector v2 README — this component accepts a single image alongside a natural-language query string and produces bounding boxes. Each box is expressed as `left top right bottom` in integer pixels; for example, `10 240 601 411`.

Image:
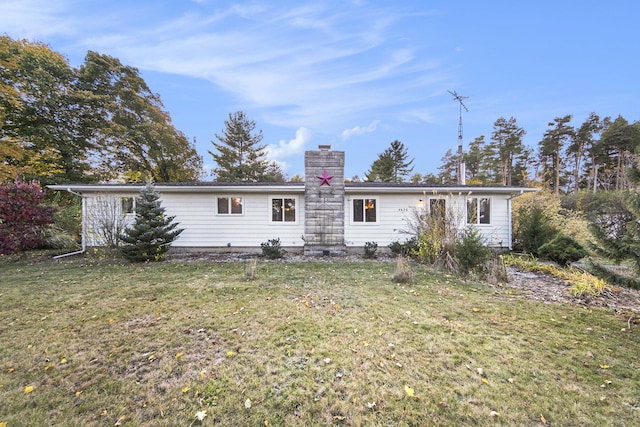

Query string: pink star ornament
317 170 333 186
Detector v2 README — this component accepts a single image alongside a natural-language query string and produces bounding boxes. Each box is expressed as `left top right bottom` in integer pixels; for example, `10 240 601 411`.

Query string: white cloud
0 0 75 39
341 120 380 140
0 2 451 132
84 4 446 129
266 127 312 160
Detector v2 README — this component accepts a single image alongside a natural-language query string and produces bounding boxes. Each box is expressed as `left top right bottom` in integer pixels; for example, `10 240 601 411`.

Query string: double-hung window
217 196 243 215
467 197 491 224
271 197 296 223
121 197 135 214
352 198 377 223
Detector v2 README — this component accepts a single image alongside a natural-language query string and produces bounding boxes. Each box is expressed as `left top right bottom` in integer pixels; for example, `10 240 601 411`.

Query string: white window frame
467 197 491 225
270 196 298 224
351 197 378 224
216 196 244 215
121 197 135 215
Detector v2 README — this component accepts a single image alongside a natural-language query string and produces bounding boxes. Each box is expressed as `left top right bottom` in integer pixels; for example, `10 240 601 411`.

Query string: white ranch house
50 147 537 255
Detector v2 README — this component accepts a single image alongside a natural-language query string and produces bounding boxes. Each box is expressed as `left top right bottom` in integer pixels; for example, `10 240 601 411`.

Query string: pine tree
209 111 282 182
539 115 574 194
365 140 414 182
437 149 460 185
365 152 395 182
586 127 640 288
489 117 527 186
587 190 640 289
387 140 414 182
120 182 183 262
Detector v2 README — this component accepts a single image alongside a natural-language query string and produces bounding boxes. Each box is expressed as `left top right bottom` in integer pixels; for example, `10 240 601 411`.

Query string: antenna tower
448 90 469 184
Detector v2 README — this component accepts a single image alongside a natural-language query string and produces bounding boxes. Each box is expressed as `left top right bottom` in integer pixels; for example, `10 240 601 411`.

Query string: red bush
0 179 56 254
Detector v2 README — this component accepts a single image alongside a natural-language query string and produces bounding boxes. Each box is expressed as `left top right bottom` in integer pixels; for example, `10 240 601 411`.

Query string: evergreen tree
387 140 414 182
463 136 489 184
437 148 461 184
568 112 602 192
209 111 281 182
539 115 574 194
489 117 527 186
120 182 183 262
598 116 640 190
365 152 395 182
365 140 414 182
587 190 640 289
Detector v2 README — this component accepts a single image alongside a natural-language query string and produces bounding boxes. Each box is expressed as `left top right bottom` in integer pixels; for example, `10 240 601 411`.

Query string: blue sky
2 0 639 180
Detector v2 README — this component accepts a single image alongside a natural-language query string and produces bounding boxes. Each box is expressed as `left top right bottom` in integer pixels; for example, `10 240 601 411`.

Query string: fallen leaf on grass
182 387 189 393
1 421 7 427
404 385 415 397
60 357 67 364
175 352 184 359
540 414 547 425
24 385 34 394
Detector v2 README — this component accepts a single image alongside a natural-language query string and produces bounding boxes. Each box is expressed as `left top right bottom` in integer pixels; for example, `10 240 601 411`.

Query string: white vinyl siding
161 193 305 248
76 187 518 250
345 193 511 248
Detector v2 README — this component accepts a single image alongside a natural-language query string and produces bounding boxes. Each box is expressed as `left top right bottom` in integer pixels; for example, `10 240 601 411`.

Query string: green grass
0 257 638 426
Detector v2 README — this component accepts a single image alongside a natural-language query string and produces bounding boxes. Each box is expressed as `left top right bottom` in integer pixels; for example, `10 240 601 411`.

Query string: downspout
53 188 87 259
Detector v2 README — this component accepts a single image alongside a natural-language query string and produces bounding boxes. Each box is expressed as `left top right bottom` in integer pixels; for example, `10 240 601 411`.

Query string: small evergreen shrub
261 238 286 259
363 241 378 259
119 182 183 262
455 228 491 276
538 234 587 266
388 238 418 257
514 206 558 256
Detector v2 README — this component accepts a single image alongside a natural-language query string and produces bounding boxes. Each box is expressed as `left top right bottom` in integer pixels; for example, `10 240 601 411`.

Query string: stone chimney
303 145 346 256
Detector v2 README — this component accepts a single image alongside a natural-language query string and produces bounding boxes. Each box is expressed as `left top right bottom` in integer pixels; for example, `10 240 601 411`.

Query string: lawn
0 256 638 426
